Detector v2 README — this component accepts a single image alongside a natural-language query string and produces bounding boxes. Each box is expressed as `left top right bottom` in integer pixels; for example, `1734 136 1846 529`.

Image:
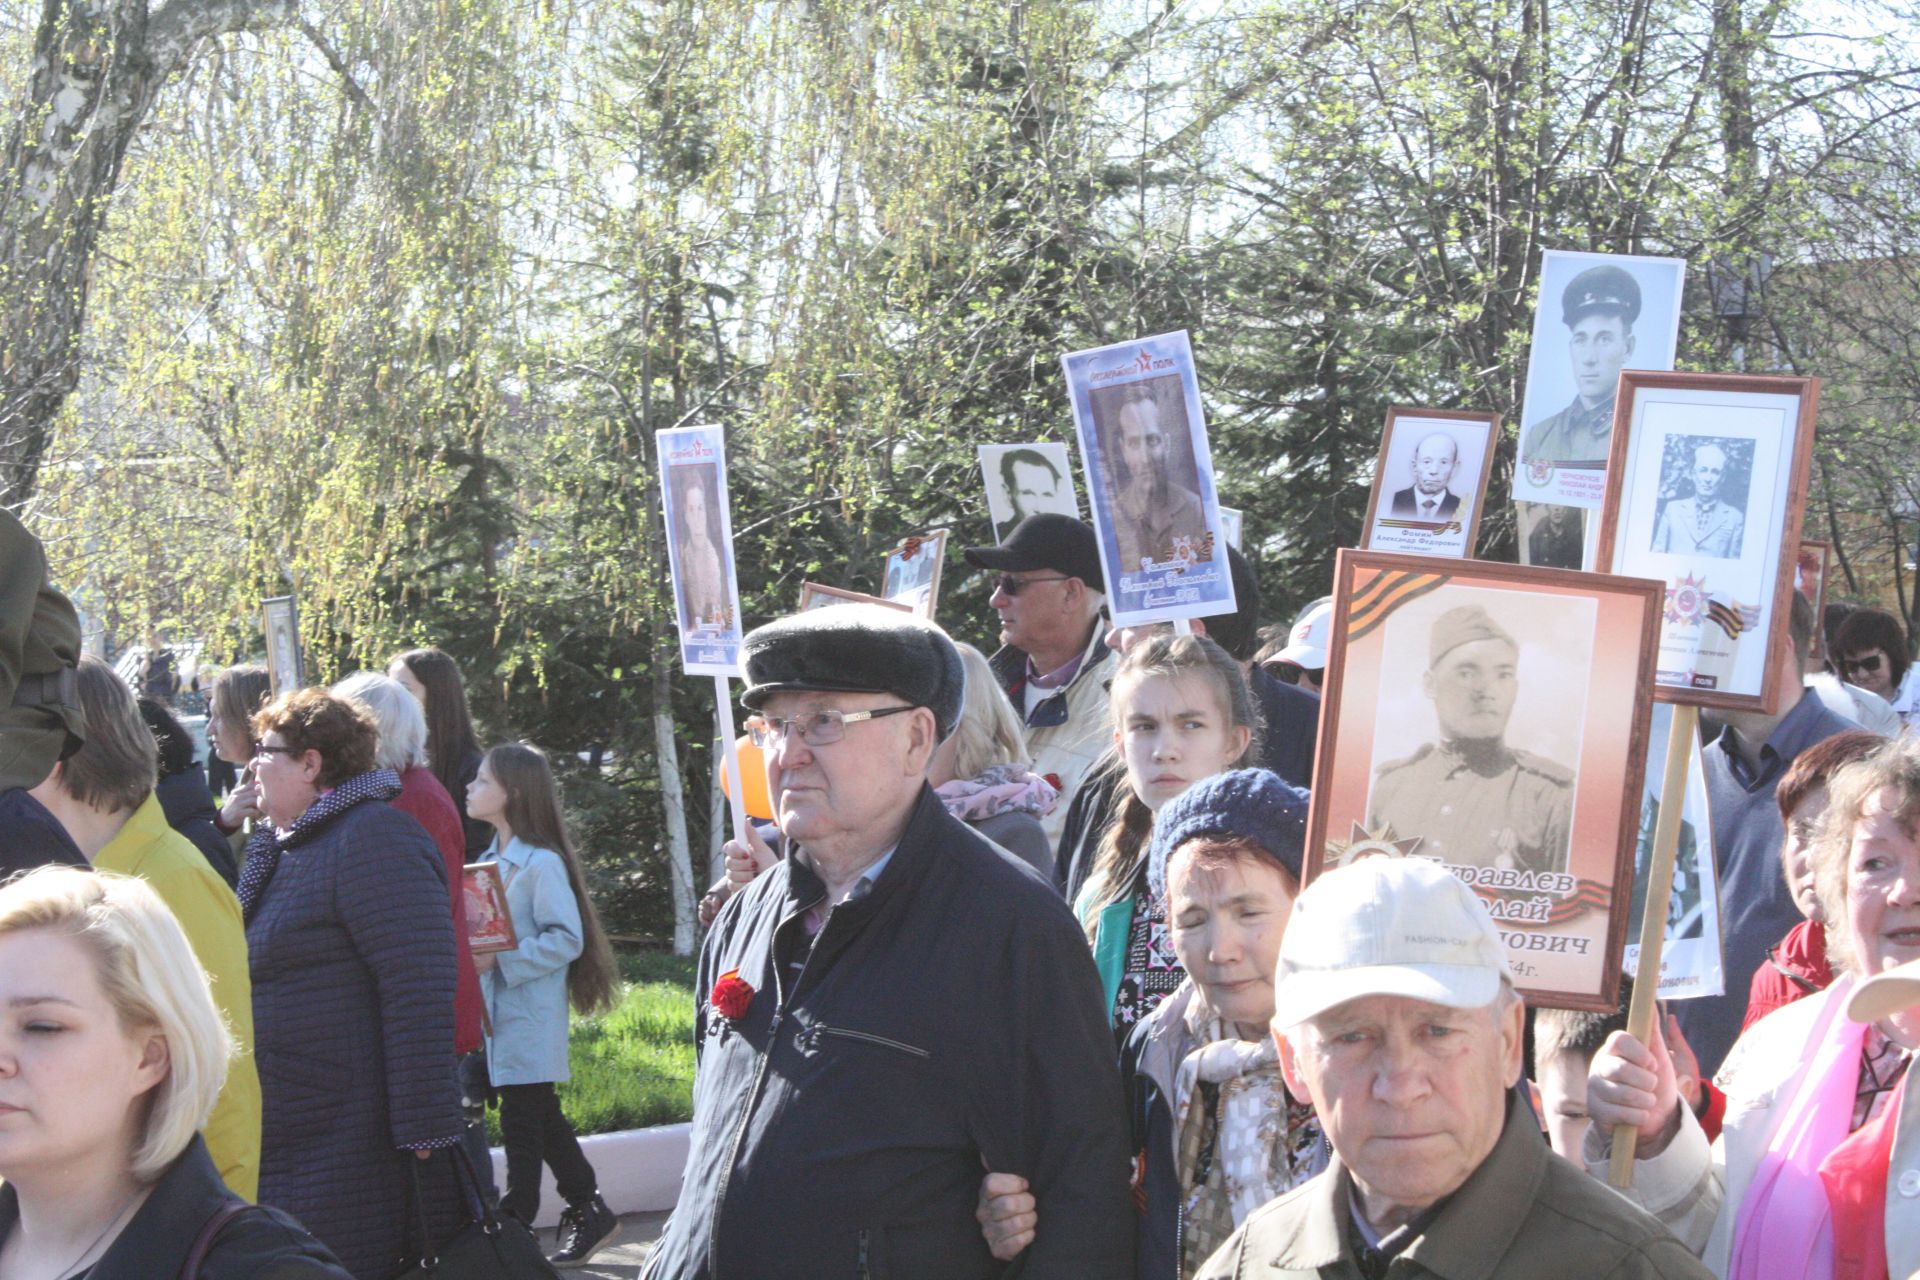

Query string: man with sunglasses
963 513 1116 851
645 604 1133 1280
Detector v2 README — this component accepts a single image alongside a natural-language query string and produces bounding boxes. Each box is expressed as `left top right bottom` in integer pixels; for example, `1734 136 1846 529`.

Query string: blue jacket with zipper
645 784 1134 1279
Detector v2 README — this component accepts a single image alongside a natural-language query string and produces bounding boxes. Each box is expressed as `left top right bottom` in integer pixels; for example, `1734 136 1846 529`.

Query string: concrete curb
491 1122 689 1230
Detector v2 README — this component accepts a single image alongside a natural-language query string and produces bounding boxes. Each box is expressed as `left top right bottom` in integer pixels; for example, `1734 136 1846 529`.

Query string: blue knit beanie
1146 768 1309 905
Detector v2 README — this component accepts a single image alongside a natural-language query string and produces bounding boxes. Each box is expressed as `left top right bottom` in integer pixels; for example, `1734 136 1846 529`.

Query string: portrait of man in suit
1651 440 1746 560
1388 432 1464 522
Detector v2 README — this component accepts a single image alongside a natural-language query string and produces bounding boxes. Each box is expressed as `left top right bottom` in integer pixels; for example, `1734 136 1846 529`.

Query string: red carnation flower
710 969 755 1021
1043 773 1062 791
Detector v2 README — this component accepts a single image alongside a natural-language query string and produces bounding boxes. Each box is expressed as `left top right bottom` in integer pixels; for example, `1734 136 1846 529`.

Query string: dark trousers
497 1081 597 1227
457 1051 499 1207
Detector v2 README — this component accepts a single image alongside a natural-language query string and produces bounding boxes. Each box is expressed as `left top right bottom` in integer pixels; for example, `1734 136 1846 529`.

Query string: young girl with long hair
1076 632 1260 1040
465 743 622 1268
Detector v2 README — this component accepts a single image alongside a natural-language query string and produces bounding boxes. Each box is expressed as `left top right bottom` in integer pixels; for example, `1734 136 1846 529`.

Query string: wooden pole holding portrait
1593 369 1821 1187
657 425 751 846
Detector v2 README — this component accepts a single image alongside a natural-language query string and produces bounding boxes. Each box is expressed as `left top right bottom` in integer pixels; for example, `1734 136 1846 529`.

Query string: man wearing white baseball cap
1195 856 1711 1279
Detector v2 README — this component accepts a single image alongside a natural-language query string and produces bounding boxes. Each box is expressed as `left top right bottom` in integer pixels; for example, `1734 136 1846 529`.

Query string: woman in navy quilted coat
240 689 464 1279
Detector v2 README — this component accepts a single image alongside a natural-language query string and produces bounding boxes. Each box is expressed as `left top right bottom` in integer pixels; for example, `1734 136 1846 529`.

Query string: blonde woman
0 866 348 1278
926 643 1061 876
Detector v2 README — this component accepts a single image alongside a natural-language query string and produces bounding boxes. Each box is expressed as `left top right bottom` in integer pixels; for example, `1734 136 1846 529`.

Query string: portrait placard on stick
1361 408 1498 559
880 529 947 619
978 443 1078 542
261 595 303 697
1219 506 1243 550
1062 330 1234 627
1512 250 1686 511
1303 550 1663 1010
658 425 746 677
1796 541 1832 669
798 582 914 614
1623 704 1724 1000
1594 370 1820 712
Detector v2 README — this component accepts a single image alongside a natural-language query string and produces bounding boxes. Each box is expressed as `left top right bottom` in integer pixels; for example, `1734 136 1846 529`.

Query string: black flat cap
1561 263 1641 327
962 513 1104 592
741 604 966 739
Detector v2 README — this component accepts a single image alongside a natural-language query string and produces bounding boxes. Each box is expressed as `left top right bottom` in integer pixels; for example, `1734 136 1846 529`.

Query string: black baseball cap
963 514 1105 592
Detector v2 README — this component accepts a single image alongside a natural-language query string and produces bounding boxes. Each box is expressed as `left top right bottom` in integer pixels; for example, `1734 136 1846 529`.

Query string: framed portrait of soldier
1062 330 1235 627
1512 250 1686 512
1796 541 1832 668
880 529 947 619
978 443 1079 541
1303 550 1663 1010
1623 703 1724 1000
1360 408 1498 559
1594 370 1820 712
657 424 747 676
261 596 303 698
797 582 913 614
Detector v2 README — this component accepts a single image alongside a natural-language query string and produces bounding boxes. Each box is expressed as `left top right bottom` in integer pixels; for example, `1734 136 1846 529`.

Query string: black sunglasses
993 573 1072 597
1842 653 1885 676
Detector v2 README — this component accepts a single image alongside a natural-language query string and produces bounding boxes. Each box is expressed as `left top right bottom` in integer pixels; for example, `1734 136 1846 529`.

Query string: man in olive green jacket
1196 857 1710 1280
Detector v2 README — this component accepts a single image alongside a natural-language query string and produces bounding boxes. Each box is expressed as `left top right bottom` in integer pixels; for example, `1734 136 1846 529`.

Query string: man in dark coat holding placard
644 605 1133 1279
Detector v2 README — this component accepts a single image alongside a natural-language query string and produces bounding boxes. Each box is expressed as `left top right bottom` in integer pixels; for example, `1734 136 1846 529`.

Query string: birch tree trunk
652 661 697 955
0 0 296 504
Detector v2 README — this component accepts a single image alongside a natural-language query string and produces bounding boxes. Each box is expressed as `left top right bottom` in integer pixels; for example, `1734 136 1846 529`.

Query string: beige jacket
1197 1092 1711 1280
991 625 1116 851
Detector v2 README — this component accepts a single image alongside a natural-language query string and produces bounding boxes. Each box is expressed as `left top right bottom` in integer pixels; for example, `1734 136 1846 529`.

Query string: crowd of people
3 492 1920 1278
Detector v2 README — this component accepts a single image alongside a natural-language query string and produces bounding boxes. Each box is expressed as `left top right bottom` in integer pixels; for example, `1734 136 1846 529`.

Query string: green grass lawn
484 949 699 1141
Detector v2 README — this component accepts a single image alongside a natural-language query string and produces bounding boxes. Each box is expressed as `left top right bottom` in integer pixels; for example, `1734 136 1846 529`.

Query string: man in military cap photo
1522 263 1642 468
1367 603 1574 874
1651 440 1745 558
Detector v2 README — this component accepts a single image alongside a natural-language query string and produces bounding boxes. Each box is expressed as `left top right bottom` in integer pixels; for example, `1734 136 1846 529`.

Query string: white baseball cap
1274 599 1333 669
1848 956 1920 1024
1272 855 1512 1029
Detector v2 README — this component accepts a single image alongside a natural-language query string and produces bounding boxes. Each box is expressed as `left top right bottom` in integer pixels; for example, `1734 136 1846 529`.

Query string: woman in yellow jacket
25 657 261 1198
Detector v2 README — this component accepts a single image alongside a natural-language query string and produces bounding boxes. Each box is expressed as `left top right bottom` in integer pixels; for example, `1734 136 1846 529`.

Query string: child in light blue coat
467 743 622 1268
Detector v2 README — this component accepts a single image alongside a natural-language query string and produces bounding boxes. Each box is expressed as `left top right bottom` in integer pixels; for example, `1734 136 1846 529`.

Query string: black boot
548 1193 620 1269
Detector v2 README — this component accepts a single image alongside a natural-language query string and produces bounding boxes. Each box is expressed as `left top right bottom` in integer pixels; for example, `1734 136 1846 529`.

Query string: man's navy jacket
645 784 1134 1279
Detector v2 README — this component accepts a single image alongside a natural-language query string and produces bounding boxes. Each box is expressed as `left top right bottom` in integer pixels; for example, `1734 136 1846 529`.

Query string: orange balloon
719 734 774 821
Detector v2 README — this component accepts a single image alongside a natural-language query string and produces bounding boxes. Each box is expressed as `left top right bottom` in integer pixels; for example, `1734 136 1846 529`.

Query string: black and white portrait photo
656 423 746 675
1648 435 1752 560
1519 501 1587 570
1512 251 1685 511
1362 408 1496 559
978 442 1078 541
1366 593 1591 876
880 529 947 618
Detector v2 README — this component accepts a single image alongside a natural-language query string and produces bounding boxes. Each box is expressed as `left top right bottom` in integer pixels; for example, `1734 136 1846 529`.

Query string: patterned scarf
238 769 403 920
934 763 1059 824
1172 995 1322 1272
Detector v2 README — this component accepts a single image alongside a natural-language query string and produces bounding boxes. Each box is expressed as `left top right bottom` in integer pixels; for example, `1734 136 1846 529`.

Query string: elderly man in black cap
1522 263 1641 467
964 513 1116 851
644 605 1133 1280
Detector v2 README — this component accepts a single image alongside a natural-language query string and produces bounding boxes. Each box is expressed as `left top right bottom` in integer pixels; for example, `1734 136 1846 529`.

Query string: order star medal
1325 822 1426 869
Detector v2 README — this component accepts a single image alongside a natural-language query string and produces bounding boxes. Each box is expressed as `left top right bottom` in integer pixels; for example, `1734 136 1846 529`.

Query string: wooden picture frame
797 582 914 613
461 862 517 954
1593 370 1820 713
1359 407 1500 559
880 528 948 620
1796 540 1832 669
1304 549 1663 1011
261 595 303 698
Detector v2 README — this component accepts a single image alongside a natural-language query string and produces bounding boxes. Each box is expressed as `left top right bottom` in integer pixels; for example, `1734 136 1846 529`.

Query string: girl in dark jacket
243 689 464 1279
0 865 350 1279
